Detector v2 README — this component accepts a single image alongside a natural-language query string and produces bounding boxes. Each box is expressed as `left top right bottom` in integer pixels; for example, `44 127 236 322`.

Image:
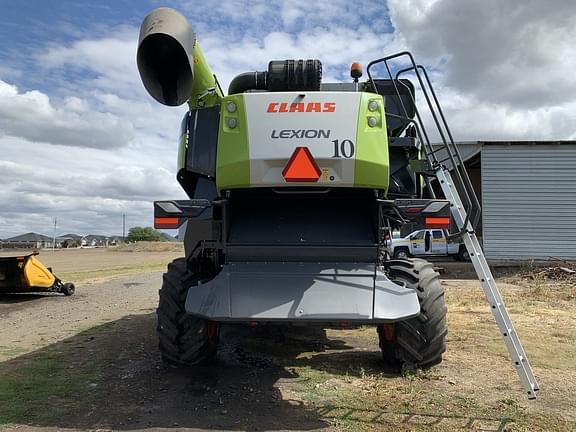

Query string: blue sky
0 0 575 238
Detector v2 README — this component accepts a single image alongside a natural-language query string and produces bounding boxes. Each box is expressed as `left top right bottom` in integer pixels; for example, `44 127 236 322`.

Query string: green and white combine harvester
137 8 539 398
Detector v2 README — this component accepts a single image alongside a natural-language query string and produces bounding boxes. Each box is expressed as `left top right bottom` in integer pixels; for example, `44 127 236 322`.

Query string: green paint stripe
187 42 223 109
216 95 250 192
177 112 189 172
354 92 389 191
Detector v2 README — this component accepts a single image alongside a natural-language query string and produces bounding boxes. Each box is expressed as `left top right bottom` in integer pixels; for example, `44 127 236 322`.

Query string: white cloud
0 79 134 149
0 21 194 238
388 0 576 140
37 27 141 98
1 15 187 238
388 0 576 107
425 87 576 141
0 155 184 238
0 64 22 80
175 0 388 30
201 27 399 92
63 96 90 113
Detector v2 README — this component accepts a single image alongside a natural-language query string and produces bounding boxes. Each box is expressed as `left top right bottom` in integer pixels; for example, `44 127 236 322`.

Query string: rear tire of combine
157 258 219 366
378 258 447 369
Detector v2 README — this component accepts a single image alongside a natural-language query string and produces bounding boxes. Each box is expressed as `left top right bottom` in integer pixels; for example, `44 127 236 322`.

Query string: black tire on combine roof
378 258 447 369
157 258 219 366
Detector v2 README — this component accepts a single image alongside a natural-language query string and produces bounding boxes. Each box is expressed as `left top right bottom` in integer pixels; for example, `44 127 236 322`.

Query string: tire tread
379 258 447 368
156 258 218 366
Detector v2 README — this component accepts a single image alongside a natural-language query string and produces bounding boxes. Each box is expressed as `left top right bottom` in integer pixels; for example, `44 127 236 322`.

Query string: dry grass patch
270 276 576 431
110 241 183 253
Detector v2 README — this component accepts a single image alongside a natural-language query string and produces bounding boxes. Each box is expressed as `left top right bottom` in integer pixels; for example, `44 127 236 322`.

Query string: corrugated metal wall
482 144 576 260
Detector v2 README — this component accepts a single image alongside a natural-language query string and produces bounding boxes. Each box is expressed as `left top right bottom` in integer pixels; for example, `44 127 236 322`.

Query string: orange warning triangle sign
282 147 322 182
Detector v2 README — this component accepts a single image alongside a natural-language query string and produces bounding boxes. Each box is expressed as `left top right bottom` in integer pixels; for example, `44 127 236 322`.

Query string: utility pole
52 217 57 251
122 213 126 242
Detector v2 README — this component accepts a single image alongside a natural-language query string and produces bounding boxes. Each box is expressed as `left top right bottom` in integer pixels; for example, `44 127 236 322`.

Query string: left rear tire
157 258 219 366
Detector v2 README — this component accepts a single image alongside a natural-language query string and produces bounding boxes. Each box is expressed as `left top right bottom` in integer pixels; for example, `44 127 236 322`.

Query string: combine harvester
137 8 539 398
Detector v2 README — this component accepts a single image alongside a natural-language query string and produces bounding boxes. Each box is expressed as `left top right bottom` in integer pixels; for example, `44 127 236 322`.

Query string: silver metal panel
188 273 231 318
244 92 361 187
482 144 576 260
185 262 420 322
137 7 195 106
373 272 420 320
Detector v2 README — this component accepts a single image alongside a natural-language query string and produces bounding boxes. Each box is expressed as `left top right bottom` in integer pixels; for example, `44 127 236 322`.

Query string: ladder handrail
399 64 481 230
366 52 481 233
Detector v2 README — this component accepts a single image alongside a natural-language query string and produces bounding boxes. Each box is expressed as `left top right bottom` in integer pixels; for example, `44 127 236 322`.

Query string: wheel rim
396 250 407 258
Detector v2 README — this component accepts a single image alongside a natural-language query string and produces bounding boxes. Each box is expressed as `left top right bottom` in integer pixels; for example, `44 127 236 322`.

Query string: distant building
56 233 82 248
82 234 109 247
433 140 576 260
1 232 53 249
107 236 122 246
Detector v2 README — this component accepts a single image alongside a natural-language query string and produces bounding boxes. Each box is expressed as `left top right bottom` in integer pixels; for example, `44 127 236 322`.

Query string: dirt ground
0 251 575 431
0 245 183 275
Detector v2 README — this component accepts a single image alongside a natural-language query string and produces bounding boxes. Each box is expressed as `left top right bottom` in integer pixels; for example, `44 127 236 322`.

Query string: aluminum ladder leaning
437 168 540 399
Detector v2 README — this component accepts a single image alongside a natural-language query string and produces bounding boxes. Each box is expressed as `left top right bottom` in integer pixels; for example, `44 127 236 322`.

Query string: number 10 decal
331 139 355 158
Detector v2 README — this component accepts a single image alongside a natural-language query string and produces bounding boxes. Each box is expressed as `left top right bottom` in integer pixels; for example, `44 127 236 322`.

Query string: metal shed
480 141 576 260
448 141 576 261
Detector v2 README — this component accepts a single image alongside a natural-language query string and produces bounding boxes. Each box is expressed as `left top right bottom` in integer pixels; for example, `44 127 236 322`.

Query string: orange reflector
425 217 451 229
406 207 422 214
282 147 321 182
154 216 179 229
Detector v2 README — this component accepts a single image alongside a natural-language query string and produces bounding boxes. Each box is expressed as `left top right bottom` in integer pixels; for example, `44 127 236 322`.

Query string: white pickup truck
389 229 470 261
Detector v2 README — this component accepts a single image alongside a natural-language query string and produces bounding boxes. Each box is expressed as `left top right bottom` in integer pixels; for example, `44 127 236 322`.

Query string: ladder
367 52 539 399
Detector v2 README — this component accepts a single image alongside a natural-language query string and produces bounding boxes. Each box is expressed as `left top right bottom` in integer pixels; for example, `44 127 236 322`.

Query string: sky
1 0 575 239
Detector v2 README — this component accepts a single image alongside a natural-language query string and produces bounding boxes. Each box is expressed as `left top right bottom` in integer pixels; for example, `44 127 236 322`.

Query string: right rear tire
378 258 447 369
157 258 219 366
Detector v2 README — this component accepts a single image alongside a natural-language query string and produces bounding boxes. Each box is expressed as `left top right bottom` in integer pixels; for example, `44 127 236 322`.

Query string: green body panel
177 111 189 171
354 93 389 191
177 129 187 172
216 95 250 191
187 42 223 109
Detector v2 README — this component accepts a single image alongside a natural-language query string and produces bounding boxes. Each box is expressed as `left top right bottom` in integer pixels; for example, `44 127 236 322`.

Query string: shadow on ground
0 293 56 304
0 313 519 431
0 313 371 431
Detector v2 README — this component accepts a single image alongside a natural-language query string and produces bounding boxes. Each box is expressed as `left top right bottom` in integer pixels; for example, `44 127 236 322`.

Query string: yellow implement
0 252 74 295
